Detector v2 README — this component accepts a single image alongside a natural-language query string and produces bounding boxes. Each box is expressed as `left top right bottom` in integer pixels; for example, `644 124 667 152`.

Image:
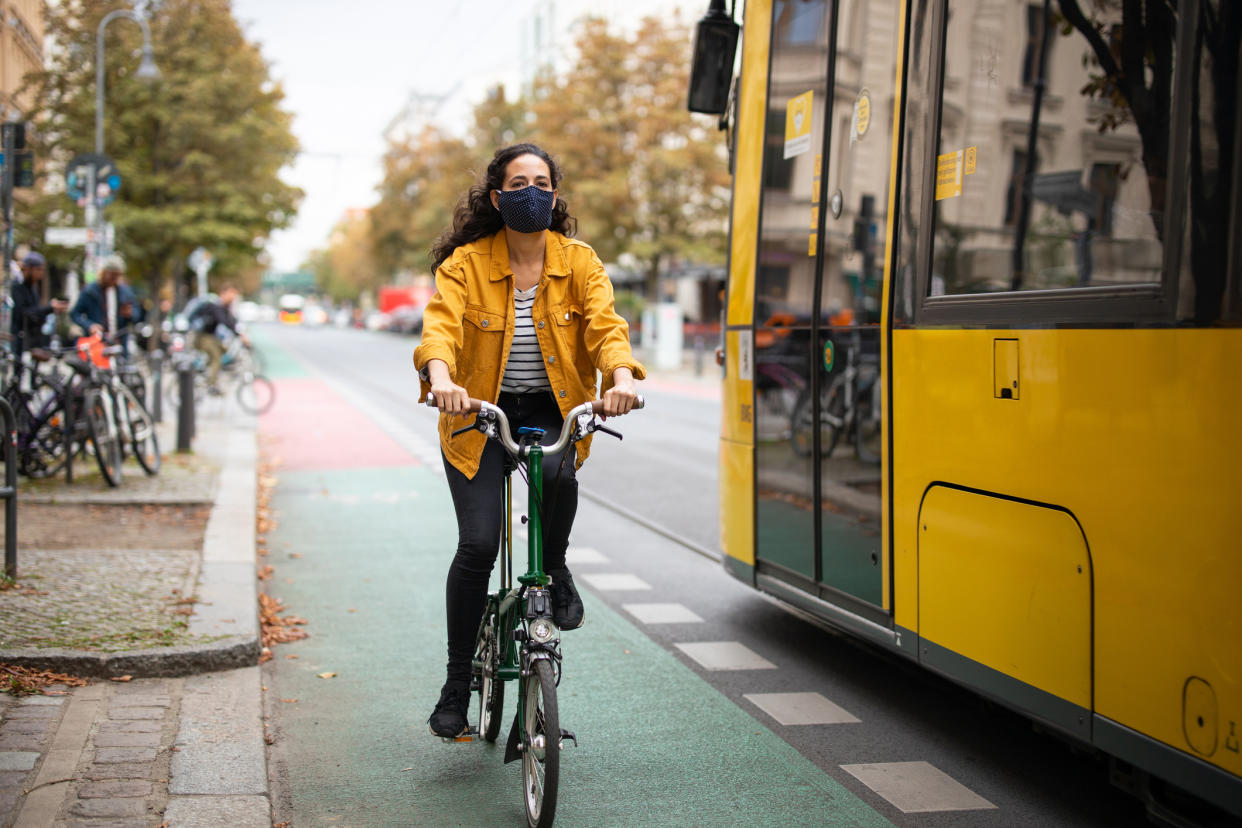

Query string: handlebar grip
424 394 482 412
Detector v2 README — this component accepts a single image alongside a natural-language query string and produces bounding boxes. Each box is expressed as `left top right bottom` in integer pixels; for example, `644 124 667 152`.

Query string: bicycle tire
21 398 70 479
236 373 275 415
854 377 882 464
821 380 847 459
476 612 505 743
117 383 161 475
163 367 206 413
83 388 123 487
521 658 559 828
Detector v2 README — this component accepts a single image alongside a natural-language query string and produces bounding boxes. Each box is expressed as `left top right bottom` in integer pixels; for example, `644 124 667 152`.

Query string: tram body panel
892 326 1242 779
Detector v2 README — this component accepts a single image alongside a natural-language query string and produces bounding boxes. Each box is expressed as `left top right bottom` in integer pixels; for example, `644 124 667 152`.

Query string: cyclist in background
188 283 250 394
414 143 644 739
70 255 142 348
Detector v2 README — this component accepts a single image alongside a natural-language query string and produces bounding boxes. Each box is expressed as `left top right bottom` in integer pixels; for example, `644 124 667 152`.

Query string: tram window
762 111 794 192
929 0 1171 295
773 0 827 47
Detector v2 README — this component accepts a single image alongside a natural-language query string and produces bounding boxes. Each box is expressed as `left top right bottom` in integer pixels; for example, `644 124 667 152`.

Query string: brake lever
450 421 477 439
592 421 623 441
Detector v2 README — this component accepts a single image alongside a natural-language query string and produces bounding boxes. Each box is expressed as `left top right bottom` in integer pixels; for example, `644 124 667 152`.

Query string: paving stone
93 747 158 764
17 696 64 707
1 718 54 734
70 797 150 818
0 789 20 816
97 720 162 733
63 820 153 828
84 763 153 780
163 794 270 827
78 780 153 798
0 770 28 787
0 751 39 771
107 707 165 721
92 731 161 749
110 697 171 708
0 732 45 750
3 705 61 719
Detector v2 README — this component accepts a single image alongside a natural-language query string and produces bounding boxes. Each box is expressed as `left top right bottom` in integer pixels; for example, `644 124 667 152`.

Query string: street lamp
92 8 159 261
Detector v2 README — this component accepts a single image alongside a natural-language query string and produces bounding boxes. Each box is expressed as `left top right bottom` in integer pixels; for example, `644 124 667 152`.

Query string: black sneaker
428 684 471 738
548 568 585 630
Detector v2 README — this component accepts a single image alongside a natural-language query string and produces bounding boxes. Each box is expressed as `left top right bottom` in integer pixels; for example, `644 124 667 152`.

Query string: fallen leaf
284 654 299 660
401 767 414 772
347 608 357 613
257 565 274 581
110 675 133 682
289 552 303 559
317 672 337 679
280 698 298 703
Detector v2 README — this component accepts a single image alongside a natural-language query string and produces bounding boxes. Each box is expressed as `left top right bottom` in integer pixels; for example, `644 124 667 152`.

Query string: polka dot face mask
494 186 556 234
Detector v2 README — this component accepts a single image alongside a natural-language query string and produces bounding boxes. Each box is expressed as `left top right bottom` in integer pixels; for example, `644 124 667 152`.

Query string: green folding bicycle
427 394 643 828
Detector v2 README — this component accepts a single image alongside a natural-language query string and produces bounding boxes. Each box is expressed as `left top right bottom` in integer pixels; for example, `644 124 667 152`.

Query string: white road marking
840 761 997 813
743 692 860 726
565 546 609 564
675 641 776 671
622 603 704 624
579 573 652 591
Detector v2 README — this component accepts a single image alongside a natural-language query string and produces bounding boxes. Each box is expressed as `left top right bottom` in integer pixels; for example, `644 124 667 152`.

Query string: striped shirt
500 285 551 393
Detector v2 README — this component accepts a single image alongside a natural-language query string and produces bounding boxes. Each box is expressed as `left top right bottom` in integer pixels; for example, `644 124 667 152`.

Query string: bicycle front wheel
84 389 123 487
236 373 275 415
521 658 559 828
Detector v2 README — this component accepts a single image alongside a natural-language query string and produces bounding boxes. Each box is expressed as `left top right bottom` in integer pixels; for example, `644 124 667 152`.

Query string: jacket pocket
464 305 504 332
552 302 583 327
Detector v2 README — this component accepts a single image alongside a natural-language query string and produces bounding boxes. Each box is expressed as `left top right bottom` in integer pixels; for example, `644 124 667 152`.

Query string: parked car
385 304 423 334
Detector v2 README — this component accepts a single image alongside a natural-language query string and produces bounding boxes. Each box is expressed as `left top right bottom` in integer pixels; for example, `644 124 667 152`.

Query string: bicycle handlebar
425 395 644 457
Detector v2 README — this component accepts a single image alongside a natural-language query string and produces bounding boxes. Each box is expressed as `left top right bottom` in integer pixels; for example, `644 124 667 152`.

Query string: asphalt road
258 323 1151 827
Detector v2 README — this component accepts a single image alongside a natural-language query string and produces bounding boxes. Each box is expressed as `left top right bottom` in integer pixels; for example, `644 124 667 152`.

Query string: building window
1021 5 1045 87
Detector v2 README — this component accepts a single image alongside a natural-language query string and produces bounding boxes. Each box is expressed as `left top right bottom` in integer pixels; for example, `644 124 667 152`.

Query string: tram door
754 0 897 614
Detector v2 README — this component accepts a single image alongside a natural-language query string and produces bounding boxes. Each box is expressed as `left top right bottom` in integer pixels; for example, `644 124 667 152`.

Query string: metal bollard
0 396 16 580
176 365 195 452
151 350 164 423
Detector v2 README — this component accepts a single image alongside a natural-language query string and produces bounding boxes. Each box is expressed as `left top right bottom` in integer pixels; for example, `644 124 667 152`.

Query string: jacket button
481 319 489 328
564 312 570 320
559 390 566 398
547 355 556 364
537 321 545 329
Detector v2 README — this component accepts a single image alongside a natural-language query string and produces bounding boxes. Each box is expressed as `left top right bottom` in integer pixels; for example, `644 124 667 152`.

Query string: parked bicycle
426 393 644 828
164 333 275 415
791 330 881 462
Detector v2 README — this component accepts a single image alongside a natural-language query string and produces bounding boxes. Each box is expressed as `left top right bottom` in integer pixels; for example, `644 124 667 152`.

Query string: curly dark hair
430 143 577 271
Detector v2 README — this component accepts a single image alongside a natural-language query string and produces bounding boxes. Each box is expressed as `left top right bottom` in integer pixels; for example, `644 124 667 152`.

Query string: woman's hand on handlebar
601 367 638 418
425 359 471 415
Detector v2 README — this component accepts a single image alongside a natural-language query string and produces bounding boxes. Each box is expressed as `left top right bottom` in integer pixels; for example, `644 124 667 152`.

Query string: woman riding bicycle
414 143 644 739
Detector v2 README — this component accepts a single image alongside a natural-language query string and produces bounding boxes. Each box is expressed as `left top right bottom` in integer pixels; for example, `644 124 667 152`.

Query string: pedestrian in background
188 283 249 393
414 143 645 739
9 252 68 356
70 254 142 343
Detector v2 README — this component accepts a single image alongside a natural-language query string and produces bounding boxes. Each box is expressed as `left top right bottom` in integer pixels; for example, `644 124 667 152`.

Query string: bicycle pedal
559 728 578 748
440 727 479 744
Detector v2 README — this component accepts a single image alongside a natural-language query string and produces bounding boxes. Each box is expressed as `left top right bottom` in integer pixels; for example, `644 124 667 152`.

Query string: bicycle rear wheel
521 658 559 828
19 393 69 479
475 612 505 743
236 373 275 415
118 383 160 475
83 388 122 487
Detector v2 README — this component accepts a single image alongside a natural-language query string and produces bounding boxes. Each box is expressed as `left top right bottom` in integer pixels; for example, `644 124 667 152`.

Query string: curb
0 417 260 679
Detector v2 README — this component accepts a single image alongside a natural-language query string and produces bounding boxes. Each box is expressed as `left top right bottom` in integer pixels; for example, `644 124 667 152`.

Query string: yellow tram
690 0 1240 816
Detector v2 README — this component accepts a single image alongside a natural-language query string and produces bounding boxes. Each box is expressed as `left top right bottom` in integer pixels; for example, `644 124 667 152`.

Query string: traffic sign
65 153 121 207
44 227 91 247
189 246 213 276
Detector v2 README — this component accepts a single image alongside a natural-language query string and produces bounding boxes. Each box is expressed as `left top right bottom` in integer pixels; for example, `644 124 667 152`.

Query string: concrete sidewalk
0 404 269 827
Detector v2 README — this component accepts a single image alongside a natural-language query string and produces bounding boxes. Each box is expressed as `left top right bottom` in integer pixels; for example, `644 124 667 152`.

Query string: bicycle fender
504 710 522 764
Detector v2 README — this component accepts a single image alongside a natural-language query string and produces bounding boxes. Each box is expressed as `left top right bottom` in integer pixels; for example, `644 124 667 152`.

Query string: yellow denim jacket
413 230 646 479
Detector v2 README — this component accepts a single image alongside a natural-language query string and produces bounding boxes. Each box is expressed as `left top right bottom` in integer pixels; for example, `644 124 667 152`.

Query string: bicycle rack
0 395 17 579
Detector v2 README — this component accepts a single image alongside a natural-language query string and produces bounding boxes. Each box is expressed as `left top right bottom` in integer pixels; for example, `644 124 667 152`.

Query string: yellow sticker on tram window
784 90 814 159
964 146 977 175
854 89 871 140
935 150 964 200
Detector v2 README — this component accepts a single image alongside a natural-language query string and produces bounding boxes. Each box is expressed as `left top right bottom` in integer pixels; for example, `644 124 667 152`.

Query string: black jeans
441 391 578 687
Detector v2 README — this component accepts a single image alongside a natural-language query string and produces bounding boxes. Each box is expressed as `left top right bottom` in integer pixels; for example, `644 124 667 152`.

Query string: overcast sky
230 0 697 273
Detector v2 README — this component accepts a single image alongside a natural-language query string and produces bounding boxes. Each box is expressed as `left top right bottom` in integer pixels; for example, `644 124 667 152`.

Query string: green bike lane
255 330 893 827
